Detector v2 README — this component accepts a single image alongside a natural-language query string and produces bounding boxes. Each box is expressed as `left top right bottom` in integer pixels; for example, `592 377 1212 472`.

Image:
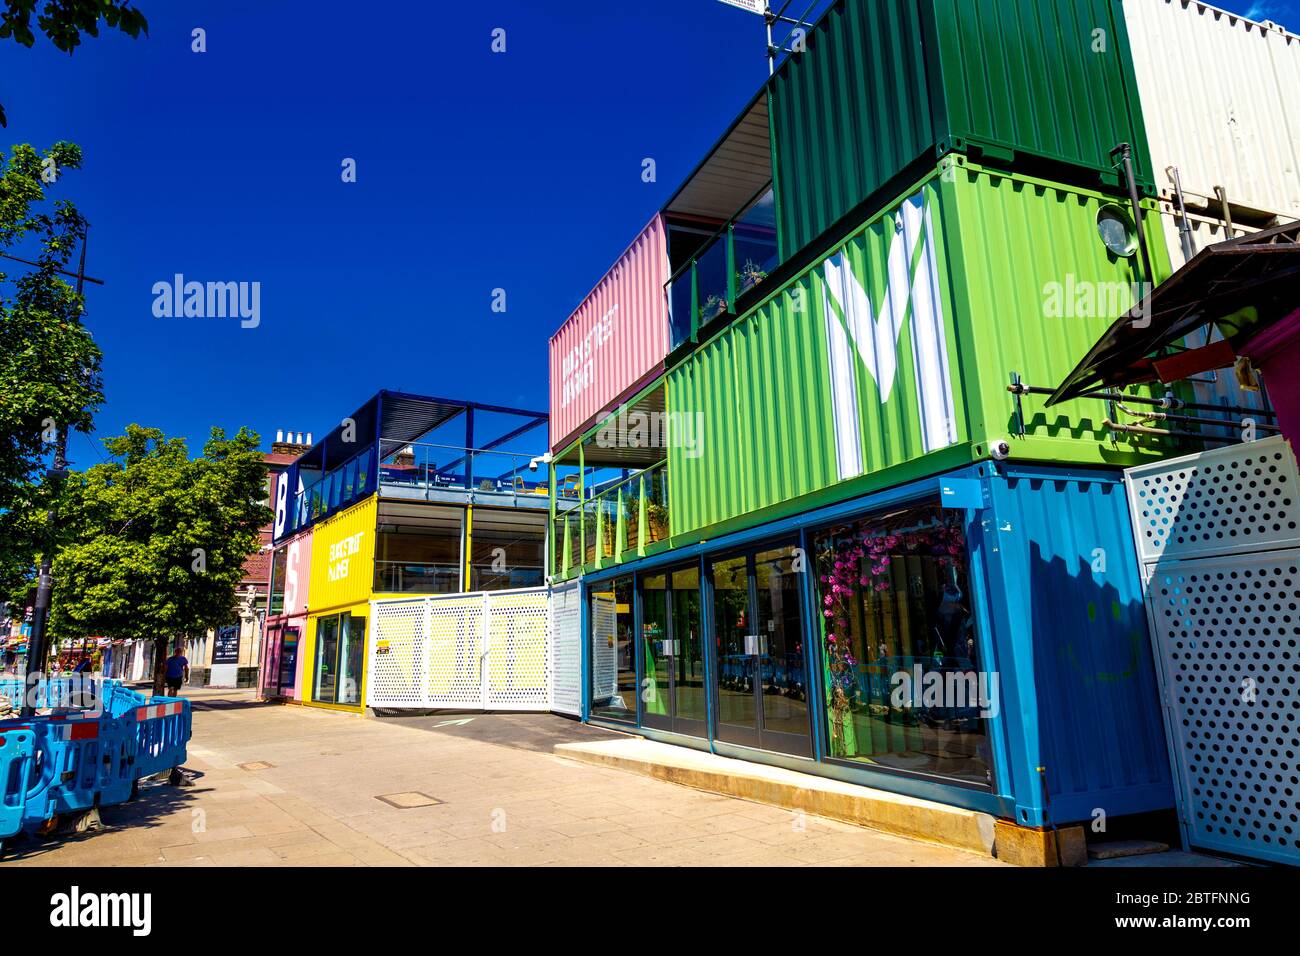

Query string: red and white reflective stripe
49 720 99 741
136 701 184 721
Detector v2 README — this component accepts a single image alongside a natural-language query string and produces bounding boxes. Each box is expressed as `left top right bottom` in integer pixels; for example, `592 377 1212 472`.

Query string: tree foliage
0 141 104 601
0 2 149 127
49 425 271 690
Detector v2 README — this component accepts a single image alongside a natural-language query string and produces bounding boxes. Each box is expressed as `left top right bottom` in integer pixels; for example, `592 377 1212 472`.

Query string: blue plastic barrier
131 698 191 778
0 686 192 848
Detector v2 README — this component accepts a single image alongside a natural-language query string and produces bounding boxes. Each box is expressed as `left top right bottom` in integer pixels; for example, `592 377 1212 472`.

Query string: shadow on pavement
374 711 628 754
0 769 204 863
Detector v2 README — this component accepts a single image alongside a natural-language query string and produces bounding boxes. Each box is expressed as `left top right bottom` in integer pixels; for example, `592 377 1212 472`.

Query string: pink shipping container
260 530 312 701
549 215 670 452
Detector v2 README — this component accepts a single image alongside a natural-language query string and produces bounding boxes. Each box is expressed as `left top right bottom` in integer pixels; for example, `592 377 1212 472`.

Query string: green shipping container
667 158 1178 538
770 0 1154 258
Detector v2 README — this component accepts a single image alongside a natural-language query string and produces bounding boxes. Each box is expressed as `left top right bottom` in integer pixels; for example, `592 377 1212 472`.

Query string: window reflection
591 576 636 722
813 503 992 788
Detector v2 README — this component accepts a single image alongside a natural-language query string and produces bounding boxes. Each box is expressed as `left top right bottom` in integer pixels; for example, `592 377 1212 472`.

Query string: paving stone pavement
2 689 1006 867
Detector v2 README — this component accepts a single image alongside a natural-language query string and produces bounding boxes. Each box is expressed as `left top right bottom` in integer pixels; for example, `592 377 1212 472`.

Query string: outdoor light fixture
1096 203 1138 258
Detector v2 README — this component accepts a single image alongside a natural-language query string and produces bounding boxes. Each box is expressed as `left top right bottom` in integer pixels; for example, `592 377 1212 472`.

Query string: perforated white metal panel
485 591 550 710
1127 436 1300 564
368 599 427 707
1128 437 1300 866
1145 553 1300 865
426 594 487 708
549 581 582 716
591 589 618 704
367 588 554 711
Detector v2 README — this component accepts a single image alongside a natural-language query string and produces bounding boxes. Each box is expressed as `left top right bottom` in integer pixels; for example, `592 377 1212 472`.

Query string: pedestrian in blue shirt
164 647 189 696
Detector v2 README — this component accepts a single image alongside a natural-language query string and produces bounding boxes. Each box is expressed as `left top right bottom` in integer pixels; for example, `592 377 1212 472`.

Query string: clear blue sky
3 0 1297 467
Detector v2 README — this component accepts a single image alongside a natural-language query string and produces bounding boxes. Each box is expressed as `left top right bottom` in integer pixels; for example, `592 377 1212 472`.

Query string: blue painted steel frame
579 459 1172 826
581 464 1011 818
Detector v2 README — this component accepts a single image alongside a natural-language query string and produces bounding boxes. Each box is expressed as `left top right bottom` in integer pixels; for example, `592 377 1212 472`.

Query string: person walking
164 646 190 696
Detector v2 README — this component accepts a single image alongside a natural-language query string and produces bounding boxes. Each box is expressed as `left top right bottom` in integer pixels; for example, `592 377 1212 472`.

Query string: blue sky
3 0 1297 466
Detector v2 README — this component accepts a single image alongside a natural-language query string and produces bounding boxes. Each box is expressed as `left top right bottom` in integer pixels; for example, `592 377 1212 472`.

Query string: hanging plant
817 513 967 755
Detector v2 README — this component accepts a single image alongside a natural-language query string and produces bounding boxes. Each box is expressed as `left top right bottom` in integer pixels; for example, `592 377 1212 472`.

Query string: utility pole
21 228 93 716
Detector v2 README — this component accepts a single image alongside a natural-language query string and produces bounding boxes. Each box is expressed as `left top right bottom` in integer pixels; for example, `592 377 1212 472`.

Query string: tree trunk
151 636 170 697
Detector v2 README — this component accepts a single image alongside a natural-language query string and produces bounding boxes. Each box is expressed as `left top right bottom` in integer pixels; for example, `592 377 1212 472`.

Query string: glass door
709 545 812 756
639 565 707 738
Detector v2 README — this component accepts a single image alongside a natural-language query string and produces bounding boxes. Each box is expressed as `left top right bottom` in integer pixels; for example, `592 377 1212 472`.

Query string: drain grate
375 791 444 809
238 761 275 771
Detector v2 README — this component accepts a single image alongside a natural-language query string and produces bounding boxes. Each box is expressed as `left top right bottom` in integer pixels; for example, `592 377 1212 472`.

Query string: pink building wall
261 530 312 700
548 215 670 451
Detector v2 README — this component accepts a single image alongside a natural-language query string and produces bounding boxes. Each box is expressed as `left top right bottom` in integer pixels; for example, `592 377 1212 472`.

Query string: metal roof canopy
1048 220 1300 405
295 390 548 471
663 95 772 223
577 385 668 469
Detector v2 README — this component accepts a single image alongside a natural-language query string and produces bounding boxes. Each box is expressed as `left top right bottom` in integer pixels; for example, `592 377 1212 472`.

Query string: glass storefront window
313 612 364 705
313 615 339 703
641 573 669 719
812 503 993 788
338 614 365 704
590 576 636 723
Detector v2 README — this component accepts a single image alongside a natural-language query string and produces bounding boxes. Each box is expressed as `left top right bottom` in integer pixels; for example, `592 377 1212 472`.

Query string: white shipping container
1125 0 1300 221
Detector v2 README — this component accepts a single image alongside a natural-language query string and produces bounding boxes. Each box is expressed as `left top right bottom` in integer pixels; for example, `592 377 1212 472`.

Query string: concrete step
1088 839 1170 861
554 737 997 858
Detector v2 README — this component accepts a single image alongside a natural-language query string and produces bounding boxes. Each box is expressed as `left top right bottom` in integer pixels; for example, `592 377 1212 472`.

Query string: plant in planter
736 258 768 294
700 294 728 322
646 502 670 542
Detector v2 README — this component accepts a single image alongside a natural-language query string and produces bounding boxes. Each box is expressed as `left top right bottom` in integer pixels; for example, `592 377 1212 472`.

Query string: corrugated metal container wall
770 0 1153 257
978 464 1174 824
949 162 1174 462
1269 25 1300 212
1124 0 1300 220
668 160 1177 538
549 215 670 452
308 496 377 612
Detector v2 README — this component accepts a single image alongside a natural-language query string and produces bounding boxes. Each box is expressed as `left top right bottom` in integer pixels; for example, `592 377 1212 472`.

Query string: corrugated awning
1049 220 1300 405
664 95 772 223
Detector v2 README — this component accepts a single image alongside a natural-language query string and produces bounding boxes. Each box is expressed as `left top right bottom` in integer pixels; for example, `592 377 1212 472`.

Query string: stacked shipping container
668 159 1177 538
545 0 1299 843
768 0 1155 259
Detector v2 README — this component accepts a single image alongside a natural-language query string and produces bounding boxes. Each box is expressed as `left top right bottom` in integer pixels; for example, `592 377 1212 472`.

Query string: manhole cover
238 761 275 771
375 791 443 809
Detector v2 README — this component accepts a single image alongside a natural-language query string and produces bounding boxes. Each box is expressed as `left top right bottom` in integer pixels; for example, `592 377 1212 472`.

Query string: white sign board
716 0 767 15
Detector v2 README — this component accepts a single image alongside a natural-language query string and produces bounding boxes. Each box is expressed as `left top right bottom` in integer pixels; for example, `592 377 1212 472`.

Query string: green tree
0 141 104 602
49 424 271 694
0 1 149 127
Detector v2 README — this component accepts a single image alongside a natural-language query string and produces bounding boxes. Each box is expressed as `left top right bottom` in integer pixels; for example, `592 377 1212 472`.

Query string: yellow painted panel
308 496 378 611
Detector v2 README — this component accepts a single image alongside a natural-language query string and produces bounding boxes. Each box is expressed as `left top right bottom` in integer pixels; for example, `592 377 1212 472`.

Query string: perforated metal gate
1127 437 1300 865
548 581 582 716
367 588 551 711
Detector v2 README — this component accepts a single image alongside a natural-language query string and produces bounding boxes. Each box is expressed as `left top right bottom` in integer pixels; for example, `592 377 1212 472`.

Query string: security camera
989 440 1012 461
